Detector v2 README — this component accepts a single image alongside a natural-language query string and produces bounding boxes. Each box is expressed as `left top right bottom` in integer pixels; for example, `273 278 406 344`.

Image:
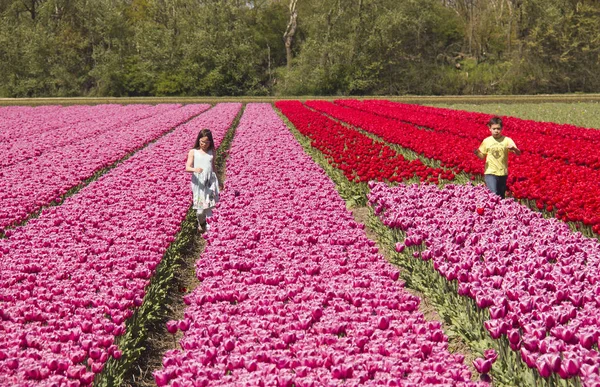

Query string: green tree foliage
0 0 599 96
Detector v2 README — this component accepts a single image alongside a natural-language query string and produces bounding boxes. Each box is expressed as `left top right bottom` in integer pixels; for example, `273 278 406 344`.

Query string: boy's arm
507 146 521 155
474 143 486 160
507 139 521 155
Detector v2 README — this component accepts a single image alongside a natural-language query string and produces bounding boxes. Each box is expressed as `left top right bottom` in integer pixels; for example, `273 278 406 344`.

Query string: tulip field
1 99 600 386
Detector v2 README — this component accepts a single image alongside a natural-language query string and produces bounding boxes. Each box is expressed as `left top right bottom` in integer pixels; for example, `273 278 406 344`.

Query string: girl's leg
197 209 207 231
204 208 213 232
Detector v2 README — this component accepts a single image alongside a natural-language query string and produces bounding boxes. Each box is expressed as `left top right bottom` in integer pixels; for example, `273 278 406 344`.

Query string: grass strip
4 94 600 106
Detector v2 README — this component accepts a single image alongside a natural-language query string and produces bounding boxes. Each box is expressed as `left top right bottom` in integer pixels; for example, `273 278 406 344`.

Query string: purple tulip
536 357 553 378
483 349 498 363
520 348 537 369
472 358 493 374
166 320 179 335
394 243 405 253
367 181 600 384
151 104 486 386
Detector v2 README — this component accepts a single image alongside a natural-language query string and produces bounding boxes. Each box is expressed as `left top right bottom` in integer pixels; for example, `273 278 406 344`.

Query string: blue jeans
484 174 508 198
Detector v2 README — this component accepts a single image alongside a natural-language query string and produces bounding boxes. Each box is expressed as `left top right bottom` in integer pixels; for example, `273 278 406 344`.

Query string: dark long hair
193 129 215 151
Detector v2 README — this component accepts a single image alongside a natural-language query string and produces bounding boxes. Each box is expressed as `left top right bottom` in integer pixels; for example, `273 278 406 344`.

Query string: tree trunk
320 0 341 68
22 0 40 20
350 0 363 65
283 0 298 70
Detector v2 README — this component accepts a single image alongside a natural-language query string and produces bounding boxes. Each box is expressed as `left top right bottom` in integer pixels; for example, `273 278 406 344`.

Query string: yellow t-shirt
478 136 516 176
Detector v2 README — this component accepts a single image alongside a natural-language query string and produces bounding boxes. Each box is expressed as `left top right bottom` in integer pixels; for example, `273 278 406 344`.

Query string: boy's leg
497 176 508 199
484 174 499 196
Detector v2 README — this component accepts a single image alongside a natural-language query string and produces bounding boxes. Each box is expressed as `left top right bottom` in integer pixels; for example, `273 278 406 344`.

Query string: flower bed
357 99 600 143
0 103 241 386
0 104 180 168
276 100 454 184
336 99 600 169
0 105 98 143
368 182 600 385
154 103 481 387
0 104 211 232
306 100 600 235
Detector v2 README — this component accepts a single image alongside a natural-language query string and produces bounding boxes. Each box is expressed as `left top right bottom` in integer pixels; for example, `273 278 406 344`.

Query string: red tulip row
351 99 600 142
155 103 482 387
0 104 211 233
0 103 241 386
305 100 600 234
336 100 600 169
275 101 455 184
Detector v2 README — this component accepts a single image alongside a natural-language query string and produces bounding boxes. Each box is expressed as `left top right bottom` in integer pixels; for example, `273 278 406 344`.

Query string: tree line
0 0 599 97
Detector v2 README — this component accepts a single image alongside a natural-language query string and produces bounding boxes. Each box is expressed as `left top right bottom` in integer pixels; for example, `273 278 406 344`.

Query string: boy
473 117 521 198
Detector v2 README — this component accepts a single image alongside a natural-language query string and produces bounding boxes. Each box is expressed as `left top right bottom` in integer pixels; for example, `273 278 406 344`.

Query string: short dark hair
487 117 503 128
193 129 215 151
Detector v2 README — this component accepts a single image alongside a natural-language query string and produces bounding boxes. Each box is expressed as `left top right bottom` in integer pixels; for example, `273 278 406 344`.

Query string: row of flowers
1 104 180 169
0 105 103 143
0 104 211 233
275 101 455 185
368 182 600 385
0 105 59 121
306 100 600 234
351 99 600 142
0 103 242 386
154 103 482 387
336 100 600 169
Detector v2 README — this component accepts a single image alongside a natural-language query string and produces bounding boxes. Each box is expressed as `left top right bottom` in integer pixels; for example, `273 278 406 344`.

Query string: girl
186 129 219 233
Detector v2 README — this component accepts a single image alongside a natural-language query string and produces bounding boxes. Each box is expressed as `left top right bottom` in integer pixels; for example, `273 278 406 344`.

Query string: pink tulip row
0 104 180 169
0 105 61 123
0 104 211 232
0 103 241 386
154 103 483 387
368 182 600 385
0 104 120 143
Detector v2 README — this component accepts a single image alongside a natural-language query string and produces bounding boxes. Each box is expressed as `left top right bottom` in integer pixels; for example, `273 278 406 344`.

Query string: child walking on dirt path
474 117 521 199
186 129 220 233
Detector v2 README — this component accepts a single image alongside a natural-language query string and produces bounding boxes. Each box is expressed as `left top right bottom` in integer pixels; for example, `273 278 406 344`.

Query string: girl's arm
185 150 202 173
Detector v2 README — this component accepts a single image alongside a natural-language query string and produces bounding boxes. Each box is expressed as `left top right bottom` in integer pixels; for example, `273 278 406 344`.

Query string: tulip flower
472 358 493 374
0 103 241 385
154 104 485 386
0 104 211 230
368 181 600 384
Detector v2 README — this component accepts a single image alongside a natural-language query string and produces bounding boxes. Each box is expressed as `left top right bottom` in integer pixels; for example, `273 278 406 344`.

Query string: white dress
191 149 219 210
